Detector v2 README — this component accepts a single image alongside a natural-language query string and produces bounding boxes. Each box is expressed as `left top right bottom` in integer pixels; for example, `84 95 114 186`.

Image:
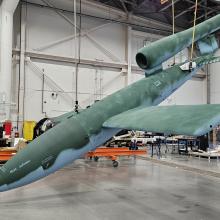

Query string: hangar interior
0 0 220 219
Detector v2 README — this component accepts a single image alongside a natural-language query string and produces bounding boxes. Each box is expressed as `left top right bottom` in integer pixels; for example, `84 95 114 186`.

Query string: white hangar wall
12 0 207 125
210 49 220 104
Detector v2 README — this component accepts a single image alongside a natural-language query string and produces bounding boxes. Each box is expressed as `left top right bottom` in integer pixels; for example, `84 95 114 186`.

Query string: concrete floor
147 144 220 174
0 158 220 220
162 154 220 173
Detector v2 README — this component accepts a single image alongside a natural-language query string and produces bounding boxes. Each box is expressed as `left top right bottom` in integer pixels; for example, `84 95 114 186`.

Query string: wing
103 105 220 136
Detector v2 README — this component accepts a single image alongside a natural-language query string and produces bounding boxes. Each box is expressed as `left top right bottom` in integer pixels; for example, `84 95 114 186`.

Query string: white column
0 0 19 120
17 3 27 132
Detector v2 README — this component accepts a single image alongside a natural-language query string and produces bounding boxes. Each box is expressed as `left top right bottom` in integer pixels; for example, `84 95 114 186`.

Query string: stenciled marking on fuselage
141 69 196 108
19 160 31 169
9 160 31 175
9 168 17 174
153 80 162 87
0 66 196 192
5 71 195 190
0 62 200 191
0 127 120 192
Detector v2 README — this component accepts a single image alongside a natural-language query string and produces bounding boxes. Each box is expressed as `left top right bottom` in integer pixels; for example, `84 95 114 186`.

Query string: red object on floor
4 121 12 136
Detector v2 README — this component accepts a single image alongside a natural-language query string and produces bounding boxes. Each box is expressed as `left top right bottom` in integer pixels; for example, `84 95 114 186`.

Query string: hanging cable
73 0 82 113
172 0 176 65
189 0 198 70
73 0 77 110
78 0 82 65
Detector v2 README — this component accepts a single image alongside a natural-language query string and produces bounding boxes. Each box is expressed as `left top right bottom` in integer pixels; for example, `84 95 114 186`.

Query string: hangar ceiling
17 0 220 31
94 0 220 28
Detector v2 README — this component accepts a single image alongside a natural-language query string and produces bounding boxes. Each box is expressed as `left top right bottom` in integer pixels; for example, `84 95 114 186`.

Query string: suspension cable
73 0 82 113
76 0 82 113
190 0 198 63
73 0 77 110
172 0 175 64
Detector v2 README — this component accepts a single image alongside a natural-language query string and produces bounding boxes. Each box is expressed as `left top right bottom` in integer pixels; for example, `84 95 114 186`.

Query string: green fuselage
0 13 220 192
0 63 195 191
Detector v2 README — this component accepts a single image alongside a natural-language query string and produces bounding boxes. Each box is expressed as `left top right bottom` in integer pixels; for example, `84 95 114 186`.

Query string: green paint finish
104 105 220 136
1 15 220 191
136 14 220 71
0 54 218 187
76 65 190 136
0 58 194 185
76 55 220 137
51 110 83 125
0 117 89 185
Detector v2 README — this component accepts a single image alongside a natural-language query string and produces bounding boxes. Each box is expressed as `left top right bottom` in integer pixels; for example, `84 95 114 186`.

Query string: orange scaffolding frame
86 147 147 167
0 149 17 162
0 147 148 167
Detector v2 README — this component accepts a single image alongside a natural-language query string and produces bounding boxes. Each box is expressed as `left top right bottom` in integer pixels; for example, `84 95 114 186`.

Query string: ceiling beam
12 49 206 79
184 0 219 13
24 0 176 35
175 5 195 19
119 0 128 14
159 0 182 12
82 0 174 30
189 10 214 23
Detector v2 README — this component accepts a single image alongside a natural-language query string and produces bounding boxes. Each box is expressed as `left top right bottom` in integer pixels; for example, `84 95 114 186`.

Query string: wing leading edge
103 105 220 136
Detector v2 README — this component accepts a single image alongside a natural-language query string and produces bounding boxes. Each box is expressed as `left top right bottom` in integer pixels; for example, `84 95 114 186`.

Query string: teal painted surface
0 53 219 190
1 16 220 191
104 105 220 136
0 117 89 185
51 111 78 124
136 14 220 72
0 54 197 188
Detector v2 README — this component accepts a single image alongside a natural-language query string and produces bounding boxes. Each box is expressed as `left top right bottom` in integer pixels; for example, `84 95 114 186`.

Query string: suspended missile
1 16 220 192
136 14 220 73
